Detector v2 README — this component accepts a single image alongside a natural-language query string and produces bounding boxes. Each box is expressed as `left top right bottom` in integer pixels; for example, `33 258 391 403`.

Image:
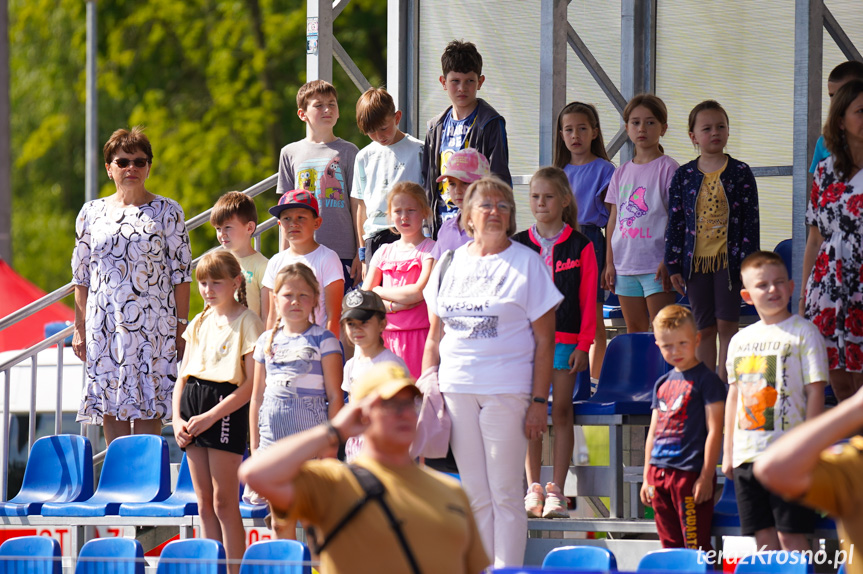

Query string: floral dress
805 156 863 372
72 196 192 422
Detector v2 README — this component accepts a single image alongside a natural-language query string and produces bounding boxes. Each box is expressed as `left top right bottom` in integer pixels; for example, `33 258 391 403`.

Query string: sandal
542 483 570 518
524 483 545 518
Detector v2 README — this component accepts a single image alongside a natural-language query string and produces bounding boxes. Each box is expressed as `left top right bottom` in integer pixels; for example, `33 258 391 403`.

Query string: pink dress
369 238 435 377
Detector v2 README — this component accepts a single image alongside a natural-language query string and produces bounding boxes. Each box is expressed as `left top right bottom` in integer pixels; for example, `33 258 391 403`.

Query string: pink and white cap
435 148 491 184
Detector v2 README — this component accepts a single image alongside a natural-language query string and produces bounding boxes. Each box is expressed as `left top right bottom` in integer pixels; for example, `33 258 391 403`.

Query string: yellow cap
351 362 421 401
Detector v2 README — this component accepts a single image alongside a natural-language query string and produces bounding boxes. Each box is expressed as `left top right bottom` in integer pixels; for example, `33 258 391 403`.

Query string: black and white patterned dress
72 196 192 423
805 157 863 372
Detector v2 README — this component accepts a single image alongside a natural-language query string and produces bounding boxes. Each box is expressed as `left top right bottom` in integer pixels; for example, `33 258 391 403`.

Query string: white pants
444 392 529 568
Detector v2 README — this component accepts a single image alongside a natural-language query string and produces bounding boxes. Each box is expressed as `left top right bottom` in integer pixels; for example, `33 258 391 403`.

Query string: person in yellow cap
239 362 489 574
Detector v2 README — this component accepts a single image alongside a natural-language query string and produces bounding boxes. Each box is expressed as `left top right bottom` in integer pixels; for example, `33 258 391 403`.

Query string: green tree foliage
10 0 386 316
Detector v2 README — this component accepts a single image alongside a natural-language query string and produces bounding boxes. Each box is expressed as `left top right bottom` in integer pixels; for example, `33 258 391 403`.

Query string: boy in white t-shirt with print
262 190 345 338
722 251 827 553
352 87 424 276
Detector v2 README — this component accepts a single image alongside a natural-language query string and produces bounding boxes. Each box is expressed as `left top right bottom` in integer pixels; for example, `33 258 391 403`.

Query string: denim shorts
615 273 665 297
553 343 578 370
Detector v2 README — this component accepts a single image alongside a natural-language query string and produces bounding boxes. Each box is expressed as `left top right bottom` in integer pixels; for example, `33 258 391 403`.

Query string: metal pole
792 0 823 309
306 0 333 83
0 0 11 263
539 0 567 167
85 0 98 203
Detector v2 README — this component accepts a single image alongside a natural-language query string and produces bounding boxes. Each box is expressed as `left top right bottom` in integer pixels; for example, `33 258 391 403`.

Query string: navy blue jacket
664 155 759 283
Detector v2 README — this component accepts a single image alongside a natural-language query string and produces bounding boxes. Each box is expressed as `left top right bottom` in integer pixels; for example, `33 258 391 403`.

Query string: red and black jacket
512 225 598 350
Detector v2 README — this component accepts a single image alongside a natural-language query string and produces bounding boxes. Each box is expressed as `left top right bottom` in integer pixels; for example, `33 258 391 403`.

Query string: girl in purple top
554 101 615 378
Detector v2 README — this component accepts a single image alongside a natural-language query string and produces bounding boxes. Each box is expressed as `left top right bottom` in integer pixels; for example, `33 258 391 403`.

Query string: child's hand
670 273 686 297
640 482 655 506
568 349 589 374
693 473 714 505
173 420 192 449
721 456 734 480
656 262 672 292
602 265 616 292
185 412 216 438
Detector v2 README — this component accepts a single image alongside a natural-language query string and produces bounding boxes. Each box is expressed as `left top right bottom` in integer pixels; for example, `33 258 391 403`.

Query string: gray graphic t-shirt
276 138 359 259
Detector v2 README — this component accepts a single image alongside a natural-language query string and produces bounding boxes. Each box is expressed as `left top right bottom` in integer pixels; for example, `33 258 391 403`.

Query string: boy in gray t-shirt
276 79 360 286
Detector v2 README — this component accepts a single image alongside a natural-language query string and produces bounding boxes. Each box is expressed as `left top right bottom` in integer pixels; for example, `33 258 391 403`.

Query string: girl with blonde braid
174 250 264 573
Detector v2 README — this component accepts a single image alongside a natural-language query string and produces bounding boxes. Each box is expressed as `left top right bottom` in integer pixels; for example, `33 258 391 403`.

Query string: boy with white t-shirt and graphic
722 251 827 553
352 87 424 275
262 190 345 338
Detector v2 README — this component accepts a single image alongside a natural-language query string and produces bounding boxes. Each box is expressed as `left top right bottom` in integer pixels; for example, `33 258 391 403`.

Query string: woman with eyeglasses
421 176 563 568
71 127 192 444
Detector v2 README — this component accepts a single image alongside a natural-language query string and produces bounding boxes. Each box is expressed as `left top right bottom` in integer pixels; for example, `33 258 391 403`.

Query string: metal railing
0 174 278 501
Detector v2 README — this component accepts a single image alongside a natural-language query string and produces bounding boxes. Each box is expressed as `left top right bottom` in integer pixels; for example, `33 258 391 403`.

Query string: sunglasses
112 157 150 168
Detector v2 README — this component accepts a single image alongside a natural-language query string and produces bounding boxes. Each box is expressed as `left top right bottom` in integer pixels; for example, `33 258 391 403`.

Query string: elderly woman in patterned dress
71 127 192 443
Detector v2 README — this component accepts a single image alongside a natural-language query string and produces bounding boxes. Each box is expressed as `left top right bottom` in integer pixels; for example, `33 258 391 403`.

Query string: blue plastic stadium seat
119 453 197 517
573 333 670 416
240 501 269 519
76 538 144 574
0 435 93 516
638 548 709 572
156 539 226 574
734 551 811 573
41 435 170 517
713 479 741 529
603 292 623 321
542 545 618 570
240 540 311 574
774 239 792 276
0 535 62 574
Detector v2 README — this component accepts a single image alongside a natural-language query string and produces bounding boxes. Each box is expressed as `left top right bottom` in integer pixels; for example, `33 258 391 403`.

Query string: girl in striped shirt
248 263 343 538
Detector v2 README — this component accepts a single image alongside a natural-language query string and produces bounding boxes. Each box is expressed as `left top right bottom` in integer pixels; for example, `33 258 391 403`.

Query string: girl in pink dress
362 182 435 377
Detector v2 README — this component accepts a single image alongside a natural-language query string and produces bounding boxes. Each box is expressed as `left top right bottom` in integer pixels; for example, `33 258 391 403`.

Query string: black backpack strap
437 250 454 294
308 465 421 574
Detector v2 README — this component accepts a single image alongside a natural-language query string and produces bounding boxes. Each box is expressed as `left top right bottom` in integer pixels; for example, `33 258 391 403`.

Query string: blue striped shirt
253 325 342 399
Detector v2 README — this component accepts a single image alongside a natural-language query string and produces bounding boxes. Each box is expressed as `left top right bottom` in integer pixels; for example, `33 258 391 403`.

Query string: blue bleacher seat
240 540 311 574
734 551 811 573
119 453 197 517
156 539 226 574
76 538 144 574
0 435 93 516
41 435 170 517
542 545 618 570
573 333 670 416
0 535 62 574
603 292 623 321
637 548 709 572
240 501 268 519
774 239 792 276
713 479 740 529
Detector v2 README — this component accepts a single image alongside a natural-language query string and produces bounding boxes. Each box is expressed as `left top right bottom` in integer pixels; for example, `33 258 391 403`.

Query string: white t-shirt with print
341 349 407 393
726 314 829 467
423 241 563 395
605 155 678 275
262 245 343 328
351 135 424 239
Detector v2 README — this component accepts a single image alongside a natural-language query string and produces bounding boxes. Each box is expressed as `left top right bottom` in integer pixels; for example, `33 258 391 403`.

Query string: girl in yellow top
174 250 264 574
664 100 759 383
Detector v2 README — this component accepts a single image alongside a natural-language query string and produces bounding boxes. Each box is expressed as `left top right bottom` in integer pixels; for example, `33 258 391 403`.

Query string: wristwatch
177 318 189 325
532 396 547 404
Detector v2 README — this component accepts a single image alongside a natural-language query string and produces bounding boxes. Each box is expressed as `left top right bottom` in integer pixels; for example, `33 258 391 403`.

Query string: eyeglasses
112 157 150 168
473 201 512 214
379 396 422 415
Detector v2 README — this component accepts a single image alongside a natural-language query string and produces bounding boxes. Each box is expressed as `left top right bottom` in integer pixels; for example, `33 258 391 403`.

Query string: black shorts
733 462 817 535
686 267 742 330
179 377 249 455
